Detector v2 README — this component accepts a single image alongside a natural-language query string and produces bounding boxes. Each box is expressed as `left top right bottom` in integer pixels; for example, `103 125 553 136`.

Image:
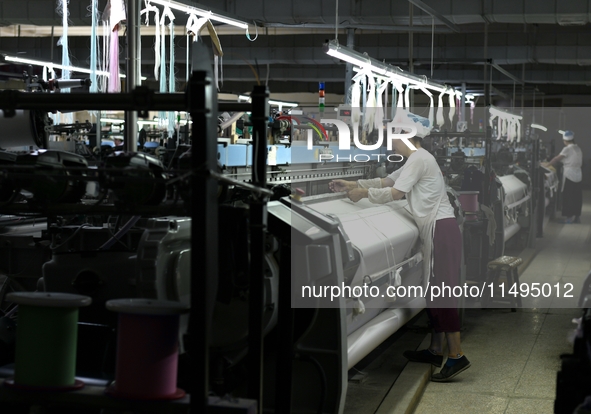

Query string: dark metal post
247 85 270 412
125 0 140 151
187 43 218 414
274 238 293 413
532 138 544 239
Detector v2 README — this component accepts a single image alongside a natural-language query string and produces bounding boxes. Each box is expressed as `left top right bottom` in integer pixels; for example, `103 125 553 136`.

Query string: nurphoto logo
306 118 418 163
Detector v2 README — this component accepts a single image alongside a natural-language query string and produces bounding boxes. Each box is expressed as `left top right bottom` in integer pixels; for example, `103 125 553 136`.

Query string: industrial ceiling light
100 118 125 124
5 55 109 77
324 39 454 95
3 55 148 80
148 0 248 29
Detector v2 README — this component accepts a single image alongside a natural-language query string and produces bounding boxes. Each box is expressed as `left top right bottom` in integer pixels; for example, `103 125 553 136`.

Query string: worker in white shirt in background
543 130 583 224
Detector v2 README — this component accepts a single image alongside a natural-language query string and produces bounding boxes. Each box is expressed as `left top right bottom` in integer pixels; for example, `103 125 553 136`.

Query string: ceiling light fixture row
148 0 249 29
324 39 461 98
3 55 148 81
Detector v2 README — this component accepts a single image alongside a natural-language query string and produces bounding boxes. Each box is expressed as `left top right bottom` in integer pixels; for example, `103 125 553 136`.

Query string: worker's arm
329 179 358 192
390 187 406 200
347 186 406 203
381 177 395 187
544 154 565 167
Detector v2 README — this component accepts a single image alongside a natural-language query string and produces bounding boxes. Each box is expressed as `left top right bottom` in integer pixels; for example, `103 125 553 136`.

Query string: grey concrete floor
413 191 591 414
345 190 591 414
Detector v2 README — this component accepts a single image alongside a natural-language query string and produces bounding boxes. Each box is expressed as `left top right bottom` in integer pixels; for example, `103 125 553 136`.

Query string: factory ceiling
2 0 591 98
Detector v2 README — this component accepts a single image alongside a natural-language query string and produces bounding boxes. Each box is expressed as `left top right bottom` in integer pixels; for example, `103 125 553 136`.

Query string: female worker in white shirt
329 134 470 382
543 130 583 224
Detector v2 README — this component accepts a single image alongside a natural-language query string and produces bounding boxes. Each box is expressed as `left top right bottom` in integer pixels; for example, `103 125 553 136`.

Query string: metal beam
407 0 461 33
491 61 524 85
262 22 452 33
490 85 510 100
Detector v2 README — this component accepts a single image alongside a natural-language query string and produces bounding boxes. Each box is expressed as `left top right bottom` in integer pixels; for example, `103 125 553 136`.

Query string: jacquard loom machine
295 193 426 368
0 87 467 413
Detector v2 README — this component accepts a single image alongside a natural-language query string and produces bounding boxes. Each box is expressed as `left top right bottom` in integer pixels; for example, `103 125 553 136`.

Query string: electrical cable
98 215 141 251
50 223 92 251
246 20 259 42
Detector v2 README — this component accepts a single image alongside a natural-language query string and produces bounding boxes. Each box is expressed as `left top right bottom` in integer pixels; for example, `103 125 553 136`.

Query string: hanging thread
448 87 456 125
436 90 445 127
88 0 100 118
6 292 91 390
140 0 160 80
106 299 189 400
159 6 175 129
168 18 175 137
364 76 376 134
100 9 110 93
185 14 209 82
57 0 73 124
89 0 98 93
106 0 126 93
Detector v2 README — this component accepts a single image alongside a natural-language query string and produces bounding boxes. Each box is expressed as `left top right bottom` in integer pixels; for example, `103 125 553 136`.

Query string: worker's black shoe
403 349 443 367
431 355 471 382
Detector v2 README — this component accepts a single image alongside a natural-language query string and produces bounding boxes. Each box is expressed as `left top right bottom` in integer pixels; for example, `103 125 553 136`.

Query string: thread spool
106 299 190 400
5 292 91 390
319 82 325 114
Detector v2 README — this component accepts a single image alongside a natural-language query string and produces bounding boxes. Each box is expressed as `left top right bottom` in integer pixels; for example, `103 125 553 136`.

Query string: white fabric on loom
326 203 418 283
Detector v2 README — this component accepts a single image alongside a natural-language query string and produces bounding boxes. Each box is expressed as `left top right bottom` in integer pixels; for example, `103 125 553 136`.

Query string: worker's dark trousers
562 178 582 218
426 217 462 333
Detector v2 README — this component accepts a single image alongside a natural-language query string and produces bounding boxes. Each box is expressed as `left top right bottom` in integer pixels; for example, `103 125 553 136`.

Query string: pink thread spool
105 299 189 400
457 191 480 221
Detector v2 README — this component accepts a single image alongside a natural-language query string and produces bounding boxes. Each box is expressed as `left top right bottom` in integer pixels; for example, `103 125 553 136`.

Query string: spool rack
0 62 270 413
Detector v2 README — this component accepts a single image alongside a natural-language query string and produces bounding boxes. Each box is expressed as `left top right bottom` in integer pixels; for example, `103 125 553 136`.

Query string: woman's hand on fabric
329 179 356 193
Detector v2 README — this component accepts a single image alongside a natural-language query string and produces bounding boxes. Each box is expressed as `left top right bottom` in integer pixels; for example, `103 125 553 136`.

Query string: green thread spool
6 292 91 390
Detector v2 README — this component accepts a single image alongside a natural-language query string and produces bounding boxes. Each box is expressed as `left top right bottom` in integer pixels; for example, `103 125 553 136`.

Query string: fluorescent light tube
4 55 147 80
148 0 248 29
100 118 125 124
531 123 547 132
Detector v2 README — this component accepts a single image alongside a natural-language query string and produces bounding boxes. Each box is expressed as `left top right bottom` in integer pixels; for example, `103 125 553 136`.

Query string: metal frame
0 54 269 414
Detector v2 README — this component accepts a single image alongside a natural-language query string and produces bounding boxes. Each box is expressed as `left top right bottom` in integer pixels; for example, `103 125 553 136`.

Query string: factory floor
345 190 591 414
